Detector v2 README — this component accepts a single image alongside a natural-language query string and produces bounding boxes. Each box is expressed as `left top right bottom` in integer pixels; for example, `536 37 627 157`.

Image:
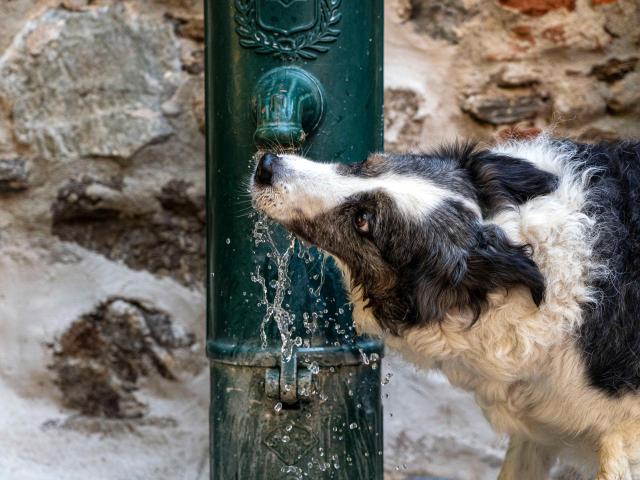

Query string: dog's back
575 141 640 396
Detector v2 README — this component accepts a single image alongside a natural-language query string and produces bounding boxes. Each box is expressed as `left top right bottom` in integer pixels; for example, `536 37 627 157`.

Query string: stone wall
0 1 637 479
0 2 209 479
386 0 639 152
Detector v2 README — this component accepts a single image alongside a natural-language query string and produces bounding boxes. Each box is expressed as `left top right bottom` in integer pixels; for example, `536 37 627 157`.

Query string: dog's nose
255 152 278 185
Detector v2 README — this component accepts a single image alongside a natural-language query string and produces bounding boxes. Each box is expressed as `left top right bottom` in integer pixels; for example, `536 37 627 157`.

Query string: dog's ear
412 224 545 326
461 150 558 214
464 224 545 319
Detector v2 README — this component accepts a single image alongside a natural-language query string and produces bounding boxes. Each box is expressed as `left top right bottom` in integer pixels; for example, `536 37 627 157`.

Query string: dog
250 136 640 479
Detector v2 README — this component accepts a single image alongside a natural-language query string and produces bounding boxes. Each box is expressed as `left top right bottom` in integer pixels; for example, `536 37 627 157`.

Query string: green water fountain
206 1 384 478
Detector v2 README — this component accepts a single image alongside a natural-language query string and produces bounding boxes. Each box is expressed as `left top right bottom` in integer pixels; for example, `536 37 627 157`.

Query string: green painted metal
206 1 384 478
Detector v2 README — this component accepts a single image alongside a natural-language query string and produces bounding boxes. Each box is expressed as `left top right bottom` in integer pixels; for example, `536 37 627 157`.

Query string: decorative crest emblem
263 424 318 464
234 0 342 60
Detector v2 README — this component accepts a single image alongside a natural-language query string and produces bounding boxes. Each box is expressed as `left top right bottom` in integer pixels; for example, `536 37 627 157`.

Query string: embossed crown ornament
234 0 342 60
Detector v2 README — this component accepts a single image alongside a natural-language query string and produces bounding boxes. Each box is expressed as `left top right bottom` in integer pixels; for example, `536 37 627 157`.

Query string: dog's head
250 144 557 335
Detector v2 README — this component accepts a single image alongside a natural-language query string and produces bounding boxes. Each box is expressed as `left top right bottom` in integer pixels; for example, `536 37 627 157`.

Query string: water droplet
349 423 358 430
309 361 320 374
281 435 290 443
359 349 370 365
274 402 282 413
225 238 231 244
382 372 393 385
280 465 302 477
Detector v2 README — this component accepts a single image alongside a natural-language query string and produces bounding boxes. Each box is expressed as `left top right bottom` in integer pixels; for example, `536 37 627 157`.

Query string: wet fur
251 136 640 479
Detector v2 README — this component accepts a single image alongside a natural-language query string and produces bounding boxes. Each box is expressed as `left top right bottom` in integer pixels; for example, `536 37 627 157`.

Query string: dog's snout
255 152 278 185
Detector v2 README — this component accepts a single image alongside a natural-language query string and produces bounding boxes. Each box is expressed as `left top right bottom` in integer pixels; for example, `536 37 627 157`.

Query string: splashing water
249 214 385 476
251 214 298 361
250 212 335 361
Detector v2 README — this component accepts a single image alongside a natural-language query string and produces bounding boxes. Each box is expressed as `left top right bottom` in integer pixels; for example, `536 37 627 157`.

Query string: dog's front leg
597 431 632 480
498 437 554 480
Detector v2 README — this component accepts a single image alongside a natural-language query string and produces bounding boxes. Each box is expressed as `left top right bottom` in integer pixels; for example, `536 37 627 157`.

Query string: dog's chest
438 356 600 463
440 360 552 437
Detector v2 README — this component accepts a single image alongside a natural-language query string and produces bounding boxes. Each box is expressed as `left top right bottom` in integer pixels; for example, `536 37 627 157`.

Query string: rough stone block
462 91 550 125
604 72 640 113
495 64 541 87
410 0 474 43
384 88 426 152
52 176 206 287
0 6 181 161
0 158 29 192
591 57 638 83
51 298 195 418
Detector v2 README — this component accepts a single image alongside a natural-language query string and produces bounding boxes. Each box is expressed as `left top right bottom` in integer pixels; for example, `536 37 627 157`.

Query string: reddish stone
542 25 567 44
499 0 575 16
496 126 542 141
512 25 536 44
592 0 617 5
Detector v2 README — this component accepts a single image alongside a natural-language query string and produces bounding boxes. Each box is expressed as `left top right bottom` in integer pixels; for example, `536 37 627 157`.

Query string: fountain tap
253 67 325 150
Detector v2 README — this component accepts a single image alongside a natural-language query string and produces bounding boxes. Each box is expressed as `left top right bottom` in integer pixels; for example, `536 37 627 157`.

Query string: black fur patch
460 148 559 215
412 216 545 330
573 141 640 396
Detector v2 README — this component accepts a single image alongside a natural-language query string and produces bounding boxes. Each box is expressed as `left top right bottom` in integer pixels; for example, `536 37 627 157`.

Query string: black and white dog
250 136 640 479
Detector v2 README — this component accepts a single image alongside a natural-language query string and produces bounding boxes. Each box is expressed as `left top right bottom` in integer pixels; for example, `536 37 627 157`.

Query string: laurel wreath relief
234 0 342 60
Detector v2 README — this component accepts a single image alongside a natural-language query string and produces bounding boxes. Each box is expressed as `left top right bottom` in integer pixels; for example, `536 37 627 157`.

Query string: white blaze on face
257 154 480 222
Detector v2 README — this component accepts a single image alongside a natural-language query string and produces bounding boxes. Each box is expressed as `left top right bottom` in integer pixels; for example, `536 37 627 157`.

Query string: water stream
249 213 391 478
250 213 298 360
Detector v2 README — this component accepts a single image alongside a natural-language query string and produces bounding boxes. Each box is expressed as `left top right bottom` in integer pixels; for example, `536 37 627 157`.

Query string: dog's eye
354 211 371 234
